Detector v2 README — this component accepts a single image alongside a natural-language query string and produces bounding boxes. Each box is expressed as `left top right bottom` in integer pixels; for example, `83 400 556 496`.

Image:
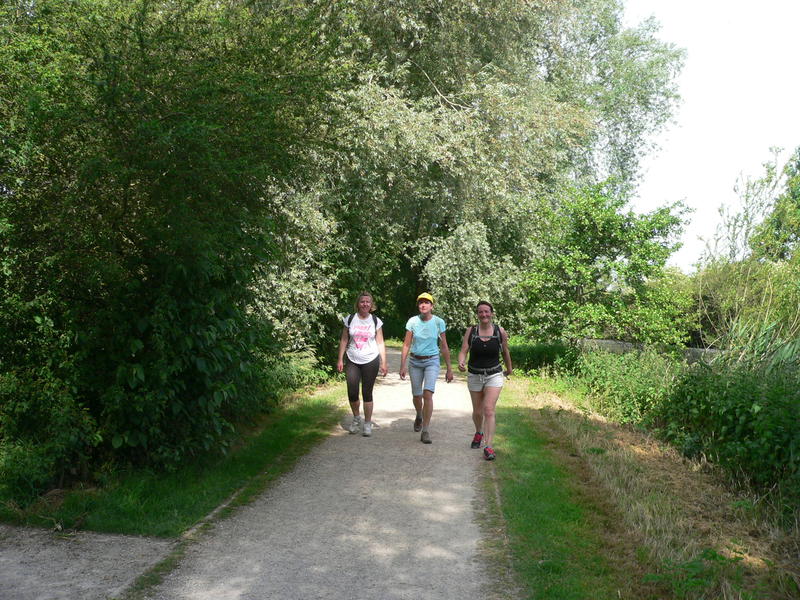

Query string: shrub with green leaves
508 339 571 373
569 342 800 503
0 367 99 504
0 0 347 499
656 359 800 494
576 348 681 424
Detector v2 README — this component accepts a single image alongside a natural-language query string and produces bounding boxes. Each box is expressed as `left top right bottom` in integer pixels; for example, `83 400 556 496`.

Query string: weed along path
144 348 506 600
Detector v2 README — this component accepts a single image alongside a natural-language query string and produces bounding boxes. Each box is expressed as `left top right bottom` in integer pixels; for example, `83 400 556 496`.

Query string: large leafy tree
316 0 684 329
0 0 349 477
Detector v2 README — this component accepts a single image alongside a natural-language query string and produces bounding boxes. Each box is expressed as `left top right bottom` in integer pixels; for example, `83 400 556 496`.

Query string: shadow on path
147 348 489 600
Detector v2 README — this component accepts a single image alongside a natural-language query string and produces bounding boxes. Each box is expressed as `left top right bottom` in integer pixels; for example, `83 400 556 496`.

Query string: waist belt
468 364 503 376
410 353 437 360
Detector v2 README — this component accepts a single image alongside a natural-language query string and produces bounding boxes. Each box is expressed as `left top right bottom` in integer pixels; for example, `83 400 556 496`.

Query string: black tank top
468 324 501 369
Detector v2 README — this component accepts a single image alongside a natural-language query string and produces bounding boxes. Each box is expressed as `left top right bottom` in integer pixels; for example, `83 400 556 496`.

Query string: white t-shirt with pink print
344 314 383 365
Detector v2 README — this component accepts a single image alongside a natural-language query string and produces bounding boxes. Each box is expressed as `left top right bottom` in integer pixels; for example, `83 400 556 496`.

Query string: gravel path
1 349 497 600
146 349 490 600
0 523 173 600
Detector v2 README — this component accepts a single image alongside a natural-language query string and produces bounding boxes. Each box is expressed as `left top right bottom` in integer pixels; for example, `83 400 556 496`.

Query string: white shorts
467 371 505 392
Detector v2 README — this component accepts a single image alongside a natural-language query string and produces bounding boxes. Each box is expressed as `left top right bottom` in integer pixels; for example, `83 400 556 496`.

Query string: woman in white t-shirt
337 292 388 437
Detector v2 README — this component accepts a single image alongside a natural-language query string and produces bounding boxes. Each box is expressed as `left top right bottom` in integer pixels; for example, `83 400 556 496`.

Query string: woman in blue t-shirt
399 292 453 444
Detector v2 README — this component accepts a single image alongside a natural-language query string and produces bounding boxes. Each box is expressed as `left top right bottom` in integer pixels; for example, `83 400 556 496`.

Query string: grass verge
493 378 665 599
518 376 799 599
0 385 345 537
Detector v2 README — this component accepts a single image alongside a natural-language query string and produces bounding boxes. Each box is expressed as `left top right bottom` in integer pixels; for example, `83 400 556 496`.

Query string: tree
750 147 800 262
0 0 350 481
315 0 684 330
520 183 689 344
421 223 523 331
694 147 800 346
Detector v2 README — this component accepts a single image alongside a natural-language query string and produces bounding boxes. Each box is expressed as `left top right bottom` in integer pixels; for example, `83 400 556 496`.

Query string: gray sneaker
349 415 362 434
420 430 432 444
362 421 372 437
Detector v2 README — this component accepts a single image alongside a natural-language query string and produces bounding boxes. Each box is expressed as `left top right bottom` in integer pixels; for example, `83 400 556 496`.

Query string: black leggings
345 355 380 405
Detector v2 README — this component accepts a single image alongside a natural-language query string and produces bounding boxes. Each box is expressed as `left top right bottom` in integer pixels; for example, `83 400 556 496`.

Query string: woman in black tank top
457 301 513 461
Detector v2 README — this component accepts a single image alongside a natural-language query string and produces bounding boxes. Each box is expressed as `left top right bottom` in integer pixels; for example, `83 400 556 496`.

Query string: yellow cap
416 292 434 304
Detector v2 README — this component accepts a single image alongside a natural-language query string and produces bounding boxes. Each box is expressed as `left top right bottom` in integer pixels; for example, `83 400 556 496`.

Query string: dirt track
1 349 504 600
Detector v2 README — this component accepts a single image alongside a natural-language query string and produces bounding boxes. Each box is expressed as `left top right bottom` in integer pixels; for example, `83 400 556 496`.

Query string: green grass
0 386 345 537
492 383 656 599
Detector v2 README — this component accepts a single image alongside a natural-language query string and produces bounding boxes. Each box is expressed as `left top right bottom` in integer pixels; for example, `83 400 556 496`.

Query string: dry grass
511 377 799 599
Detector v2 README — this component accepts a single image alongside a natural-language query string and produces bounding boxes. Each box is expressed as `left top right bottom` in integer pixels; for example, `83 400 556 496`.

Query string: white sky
623 1 800 272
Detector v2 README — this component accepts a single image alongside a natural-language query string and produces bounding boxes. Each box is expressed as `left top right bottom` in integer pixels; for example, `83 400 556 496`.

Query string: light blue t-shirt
406 315 446 356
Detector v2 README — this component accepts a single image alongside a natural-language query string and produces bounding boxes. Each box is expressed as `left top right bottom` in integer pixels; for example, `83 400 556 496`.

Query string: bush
0 0 344 498
656 360 800 494
0 368 100 504
576 348 681 424
566 343 800 503
508 339 572 373
262 350 330 400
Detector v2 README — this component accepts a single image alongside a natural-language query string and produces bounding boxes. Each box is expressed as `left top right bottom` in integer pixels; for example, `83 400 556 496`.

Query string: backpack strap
471 324 501 344
345 313 379 334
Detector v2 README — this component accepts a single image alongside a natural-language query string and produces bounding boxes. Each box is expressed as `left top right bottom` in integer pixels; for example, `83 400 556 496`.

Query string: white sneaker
349 415 362 434
362 421 372 437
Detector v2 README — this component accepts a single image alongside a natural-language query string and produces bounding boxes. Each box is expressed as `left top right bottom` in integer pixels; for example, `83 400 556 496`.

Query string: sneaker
483 446 496 461
470 432 483 449
413 416 423 432
420 430 432 444
348 415 362 434
362 421 372 437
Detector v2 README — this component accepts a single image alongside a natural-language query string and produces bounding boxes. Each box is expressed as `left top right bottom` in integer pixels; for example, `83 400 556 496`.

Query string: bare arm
457 327 471 372
376 327 388 376
336 326 349 372
399 330 413 379
500 327 513 377
440 332 453 382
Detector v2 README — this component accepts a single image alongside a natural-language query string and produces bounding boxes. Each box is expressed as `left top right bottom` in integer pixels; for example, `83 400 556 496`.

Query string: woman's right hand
399 366 407 380
458 360 466 372
337 359 344 372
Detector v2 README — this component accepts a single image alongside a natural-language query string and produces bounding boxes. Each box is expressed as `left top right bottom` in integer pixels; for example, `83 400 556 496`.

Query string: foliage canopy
0 0 686 501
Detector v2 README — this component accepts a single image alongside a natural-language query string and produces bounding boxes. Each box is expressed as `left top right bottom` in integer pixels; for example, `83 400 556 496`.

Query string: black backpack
469 323 501 346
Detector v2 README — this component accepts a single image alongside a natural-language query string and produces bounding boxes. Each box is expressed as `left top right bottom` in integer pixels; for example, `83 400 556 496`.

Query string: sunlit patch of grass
515 376 799 599
491 380 661 599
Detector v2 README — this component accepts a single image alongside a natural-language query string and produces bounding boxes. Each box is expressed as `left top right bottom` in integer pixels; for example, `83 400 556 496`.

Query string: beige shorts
467 371 505 392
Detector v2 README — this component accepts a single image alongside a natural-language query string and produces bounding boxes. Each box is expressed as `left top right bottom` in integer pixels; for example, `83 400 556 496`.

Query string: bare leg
481 386 502 447
470 390 484 433
421 389 434 427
